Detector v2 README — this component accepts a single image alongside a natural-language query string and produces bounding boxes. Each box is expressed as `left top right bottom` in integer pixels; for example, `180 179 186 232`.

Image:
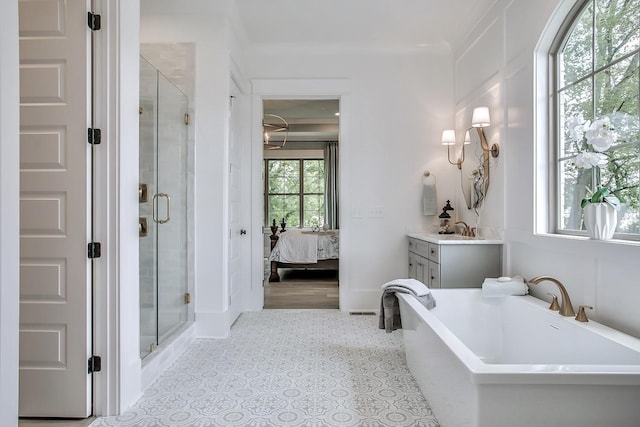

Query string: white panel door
19 0 92 417
228 88 249 312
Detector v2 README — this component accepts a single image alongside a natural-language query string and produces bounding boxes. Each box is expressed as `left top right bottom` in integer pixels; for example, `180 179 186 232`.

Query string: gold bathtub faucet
527 276 576 317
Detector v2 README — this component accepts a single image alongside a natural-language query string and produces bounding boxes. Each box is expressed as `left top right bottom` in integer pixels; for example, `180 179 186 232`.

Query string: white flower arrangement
568 114 622 210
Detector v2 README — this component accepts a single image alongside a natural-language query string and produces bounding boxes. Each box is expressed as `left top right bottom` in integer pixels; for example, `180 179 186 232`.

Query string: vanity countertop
408 232 503 245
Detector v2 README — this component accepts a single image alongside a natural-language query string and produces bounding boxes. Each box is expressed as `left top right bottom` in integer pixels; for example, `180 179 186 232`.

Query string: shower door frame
139 57 190 359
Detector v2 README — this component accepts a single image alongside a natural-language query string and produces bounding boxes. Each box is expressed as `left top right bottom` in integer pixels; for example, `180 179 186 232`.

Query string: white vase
583 203 618 240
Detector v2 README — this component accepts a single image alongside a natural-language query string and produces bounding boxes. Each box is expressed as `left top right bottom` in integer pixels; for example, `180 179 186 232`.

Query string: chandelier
263 114 289 150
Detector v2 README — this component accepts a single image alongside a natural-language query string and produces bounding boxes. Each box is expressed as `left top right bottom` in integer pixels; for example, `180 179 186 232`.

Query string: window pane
268 194 300 227
595 0 640 70
594 55 639 117
556 0 640 237
559 3 593 88
303 194 325 228
303 160 325 193
268 160 299 194
559 159 594 230
559 78 592 158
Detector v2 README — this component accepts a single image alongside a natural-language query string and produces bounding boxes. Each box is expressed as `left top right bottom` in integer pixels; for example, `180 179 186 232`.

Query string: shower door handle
152 193 171 224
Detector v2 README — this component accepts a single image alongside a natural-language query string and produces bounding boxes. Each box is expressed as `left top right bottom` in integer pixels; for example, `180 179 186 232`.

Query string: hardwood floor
264 268 339 309
19 418 95 427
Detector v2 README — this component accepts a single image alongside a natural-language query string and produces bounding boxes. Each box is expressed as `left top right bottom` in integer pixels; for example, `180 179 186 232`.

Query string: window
554 0 640 237
264 159 325 228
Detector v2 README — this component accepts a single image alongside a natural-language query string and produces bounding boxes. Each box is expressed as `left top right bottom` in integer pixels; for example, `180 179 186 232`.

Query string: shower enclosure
139 57 190 359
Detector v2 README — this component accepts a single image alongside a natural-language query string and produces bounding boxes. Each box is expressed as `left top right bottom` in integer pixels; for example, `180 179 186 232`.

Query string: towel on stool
482 275 528 297
378 278 436 333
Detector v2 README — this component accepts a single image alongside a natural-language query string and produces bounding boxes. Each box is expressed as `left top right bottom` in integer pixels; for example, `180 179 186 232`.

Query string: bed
268 228 339 282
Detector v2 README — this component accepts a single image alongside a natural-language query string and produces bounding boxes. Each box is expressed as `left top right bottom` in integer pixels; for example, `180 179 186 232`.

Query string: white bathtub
397 289 640 427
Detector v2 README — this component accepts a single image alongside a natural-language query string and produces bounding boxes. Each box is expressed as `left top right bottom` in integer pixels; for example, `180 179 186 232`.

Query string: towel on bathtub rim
378 278 436 333
481 275 528 297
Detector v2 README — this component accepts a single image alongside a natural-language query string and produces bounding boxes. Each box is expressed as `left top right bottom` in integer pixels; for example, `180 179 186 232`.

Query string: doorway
262 99 340 309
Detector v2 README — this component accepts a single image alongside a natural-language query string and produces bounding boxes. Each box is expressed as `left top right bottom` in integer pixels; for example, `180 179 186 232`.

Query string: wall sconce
441 106 498 210
471 106 499 158
442 129 471 169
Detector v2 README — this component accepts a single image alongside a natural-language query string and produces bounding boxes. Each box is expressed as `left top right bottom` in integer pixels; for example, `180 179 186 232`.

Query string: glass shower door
139 57 158 358
139 57 189 359
156 72 189 344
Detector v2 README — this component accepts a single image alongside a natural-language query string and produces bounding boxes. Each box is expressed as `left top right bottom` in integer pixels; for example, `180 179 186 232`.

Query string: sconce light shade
441 129 456 146
463 130 471 145
472 106 491 128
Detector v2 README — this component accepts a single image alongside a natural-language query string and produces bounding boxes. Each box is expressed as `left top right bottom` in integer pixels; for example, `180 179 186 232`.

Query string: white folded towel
422 174 437 216
382 278 431 296
380 278 436 332
482 275 528 297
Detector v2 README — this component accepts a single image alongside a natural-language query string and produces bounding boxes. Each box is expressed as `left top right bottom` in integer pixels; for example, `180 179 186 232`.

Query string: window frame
263 158 325 228
550 0 640 241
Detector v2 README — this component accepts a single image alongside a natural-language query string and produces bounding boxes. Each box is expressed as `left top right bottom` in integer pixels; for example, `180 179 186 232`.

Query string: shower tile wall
140 44 194 101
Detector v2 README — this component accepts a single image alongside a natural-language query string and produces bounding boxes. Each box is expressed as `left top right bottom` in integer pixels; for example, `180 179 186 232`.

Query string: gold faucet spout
455 221 475 237
528 276 576 317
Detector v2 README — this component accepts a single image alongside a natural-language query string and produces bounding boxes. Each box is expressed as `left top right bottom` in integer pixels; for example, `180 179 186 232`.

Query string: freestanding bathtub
397 289 640 427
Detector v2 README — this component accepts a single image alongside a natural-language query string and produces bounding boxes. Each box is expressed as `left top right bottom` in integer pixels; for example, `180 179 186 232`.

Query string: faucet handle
575 305 593 322
546 292 560 311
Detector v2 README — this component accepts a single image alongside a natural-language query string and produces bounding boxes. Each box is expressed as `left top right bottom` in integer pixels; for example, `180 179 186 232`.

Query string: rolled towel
382 278 431 296
482 275 529 297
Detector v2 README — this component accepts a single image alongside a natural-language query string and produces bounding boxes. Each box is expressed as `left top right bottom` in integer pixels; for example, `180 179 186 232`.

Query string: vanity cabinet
408 236 501 288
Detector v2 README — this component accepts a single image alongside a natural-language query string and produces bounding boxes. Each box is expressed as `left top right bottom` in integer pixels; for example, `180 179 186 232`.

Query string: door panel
228 88 249 312
19 0 92 417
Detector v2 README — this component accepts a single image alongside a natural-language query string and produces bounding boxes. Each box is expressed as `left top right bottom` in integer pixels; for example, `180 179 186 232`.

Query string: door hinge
184 293 191 304
88 12 101 31
184 113 190 126
88 355 101 373
88 128 101 145
88 242 102 259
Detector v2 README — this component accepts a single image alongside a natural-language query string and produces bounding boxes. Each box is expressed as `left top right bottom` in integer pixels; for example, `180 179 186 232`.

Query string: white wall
241 45 458 310
0 2 20 425
452 0 640 338
111 0 143 413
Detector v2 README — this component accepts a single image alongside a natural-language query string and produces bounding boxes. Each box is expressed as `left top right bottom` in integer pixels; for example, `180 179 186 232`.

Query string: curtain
324 142 339 229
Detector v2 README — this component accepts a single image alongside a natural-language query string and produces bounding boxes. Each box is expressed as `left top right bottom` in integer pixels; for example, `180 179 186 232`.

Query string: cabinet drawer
427 243 440 262
408 237 430 259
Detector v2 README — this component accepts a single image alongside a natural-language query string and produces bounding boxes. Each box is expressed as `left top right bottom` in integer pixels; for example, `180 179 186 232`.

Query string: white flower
573 152 608 169
585 117 616 152
566 115 590 141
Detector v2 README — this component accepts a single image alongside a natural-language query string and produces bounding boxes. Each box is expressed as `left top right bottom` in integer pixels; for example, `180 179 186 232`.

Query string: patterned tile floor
91 310 439 427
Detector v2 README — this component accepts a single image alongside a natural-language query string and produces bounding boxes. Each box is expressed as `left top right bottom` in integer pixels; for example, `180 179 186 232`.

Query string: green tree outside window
265 159 325 228
555 0 639 237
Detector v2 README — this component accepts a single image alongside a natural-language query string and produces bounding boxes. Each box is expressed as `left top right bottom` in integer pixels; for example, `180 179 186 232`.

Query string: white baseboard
195 307 242 338
119 356 142 414
140 322 196 391
342 289 381 313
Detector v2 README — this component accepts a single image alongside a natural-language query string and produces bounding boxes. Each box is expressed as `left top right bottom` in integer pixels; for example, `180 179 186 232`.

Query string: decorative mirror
460 127 491 210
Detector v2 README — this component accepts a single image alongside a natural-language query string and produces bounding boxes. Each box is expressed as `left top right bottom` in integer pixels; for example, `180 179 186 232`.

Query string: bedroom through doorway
262 99 340 309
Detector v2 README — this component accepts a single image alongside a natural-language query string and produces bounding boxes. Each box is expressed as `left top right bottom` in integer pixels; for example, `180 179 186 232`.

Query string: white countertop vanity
407 233 502 288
